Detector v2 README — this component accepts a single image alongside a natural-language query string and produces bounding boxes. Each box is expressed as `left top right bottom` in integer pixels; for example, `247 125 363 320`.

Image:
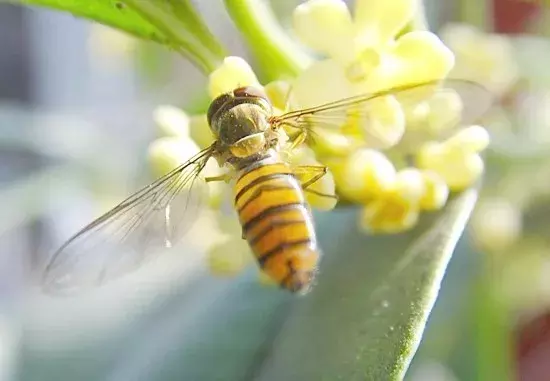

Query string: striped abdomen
234 157 319 293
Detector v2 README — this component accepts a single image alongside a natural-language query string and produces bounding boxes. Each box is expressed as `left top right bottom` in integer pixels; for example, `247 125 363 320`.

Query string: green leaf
19 190 477 381
404 239 481 380
253 189 478 380
4 0 226 73
224 0 312 82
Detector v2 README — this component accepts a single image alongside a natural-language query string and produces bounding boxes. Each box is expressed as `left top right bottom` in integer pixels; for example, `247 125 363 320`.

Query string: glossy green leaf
254 189 479 380
3 0 226 73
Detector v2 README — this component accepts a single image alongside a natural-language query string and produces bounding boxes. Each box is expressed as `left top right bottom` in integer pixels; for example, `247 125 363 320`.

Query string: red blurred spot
493 0 540 33
516 311 550 381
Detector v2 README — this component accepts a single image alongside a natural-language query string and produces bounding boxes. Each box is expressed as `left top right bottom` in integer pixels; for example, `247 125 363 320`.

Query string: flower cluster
438 23 524 253
148 0 491 279
289 0 489 233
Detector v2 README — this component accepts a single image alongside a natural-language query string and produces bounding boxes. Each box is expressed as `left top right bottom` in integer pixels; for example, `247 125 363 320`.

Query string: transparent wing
273 79 494 147
43 146 215 294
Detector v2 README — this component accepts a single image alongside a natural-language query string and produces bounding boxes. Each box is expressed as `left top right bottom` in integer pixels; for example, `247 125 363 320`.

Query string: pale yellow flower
328 148 397 203
469 198 523 252
416 125 490 191
291 0 454 152
286 0 483 235
208 56 261 98
148 106 223 208
419 171 449 211
440 23 518 96
360 167 449 233
207 239 253 276
360 168 424 234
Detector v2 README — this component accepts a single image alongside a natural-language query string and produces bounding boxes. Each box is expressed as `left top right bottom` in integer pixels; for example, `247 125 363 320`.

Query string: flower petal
148 137 200 176
353 0 416 47
416 141 484 191
329 148 396 202
207 236 254 277
153 105 190 137
189 114 215 149
445 125 490 153
469 198 522 251
360 193 420 234
293 0 355 61
441 23 518 95
208 56 261 99
366 31 455 92
148 137 223 206
310 128 364 157
425 90 463 133
356 95 406 149
264 80 292 111
419 170 449 211
394 167 426 203
291 59 353 113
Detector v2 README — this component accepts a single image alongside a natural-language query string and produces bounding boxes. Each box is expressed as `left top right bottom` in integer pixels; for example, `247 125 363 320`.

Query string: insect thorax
207 87 276 158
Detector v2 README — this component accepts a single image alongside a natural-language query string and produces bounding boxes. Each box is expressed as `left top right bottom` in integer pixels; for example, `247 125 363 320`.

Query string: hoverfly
42 79 492 294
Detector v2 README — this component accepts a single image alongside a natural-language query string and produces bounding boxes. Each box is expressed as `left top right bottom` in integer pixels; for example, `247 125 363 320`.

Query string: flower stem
224 0 312 82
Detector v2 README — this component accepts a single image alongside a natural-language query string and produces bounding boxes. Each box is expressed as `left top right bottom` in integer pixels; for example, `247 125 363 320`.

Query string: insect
42 79 492 294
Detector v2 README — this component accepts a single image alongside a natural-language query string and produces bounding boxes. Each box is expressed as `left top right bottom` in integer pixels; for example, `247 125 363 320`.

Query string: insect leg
289 131 307 151
294 165 327 189
277 117 310 151
293 165 338 200
304 188 338 200
205 173 232 183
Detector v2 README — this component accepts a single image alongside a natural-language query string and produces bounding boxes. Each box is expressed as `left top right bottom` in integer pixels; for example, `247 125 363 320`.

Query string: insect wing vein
273 79 494 145
42 147 214 293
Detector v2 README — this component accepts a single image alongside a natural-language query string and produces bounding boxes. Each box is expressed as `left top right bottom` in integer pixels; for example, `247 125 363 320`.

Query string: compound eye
207 93 232 126
233 86 268 101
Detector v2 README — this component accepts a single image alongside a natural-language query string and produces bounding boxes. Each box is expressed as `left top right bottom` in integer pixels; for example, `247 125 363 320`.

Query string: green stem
224 0 312 82
125 0 226 74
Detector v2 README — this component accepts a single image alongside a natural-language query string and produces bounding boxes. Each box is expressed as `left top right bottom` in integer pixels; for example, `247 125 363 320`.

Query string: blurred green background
1 0 550 380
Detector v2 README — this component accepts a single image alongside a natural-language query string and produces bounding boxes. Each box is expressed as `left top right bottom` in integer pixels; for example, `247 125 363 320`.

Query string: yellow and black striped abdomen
234 158 319 293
